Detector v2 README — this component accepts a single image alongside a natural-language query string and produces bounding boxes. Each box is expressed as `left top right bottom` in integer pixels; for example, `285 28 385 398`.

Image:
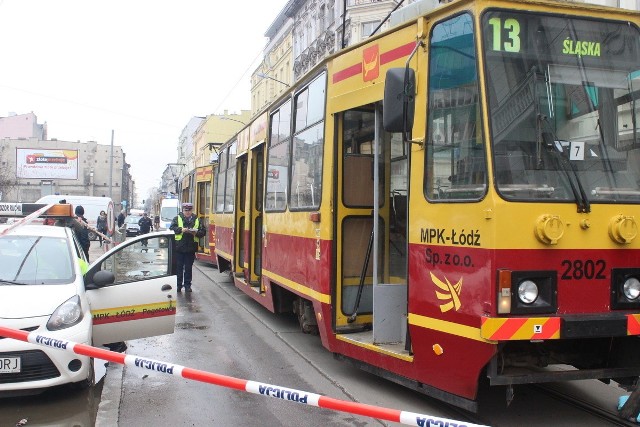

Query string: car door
83 231 177 346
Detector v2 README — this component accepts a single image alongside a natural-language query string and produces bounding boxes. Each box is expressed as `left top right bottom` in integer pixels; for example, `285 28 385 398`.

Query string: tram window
266 100 292 211
425 13 486 202
484 11 640 203
294 73 326 131
342 108 384 207
291 122 323 209
291 73 326 211
214 147 228 213
224 142 237 213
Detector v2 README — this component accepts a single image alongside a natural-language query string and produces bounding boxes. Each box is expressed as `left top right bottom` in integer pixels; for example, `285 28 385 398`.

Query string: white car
0 205 176 395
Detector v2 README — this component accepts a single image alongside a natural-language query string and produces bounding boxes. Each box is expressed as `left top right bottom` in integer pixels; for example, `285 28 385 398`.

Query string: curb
95 361 124 426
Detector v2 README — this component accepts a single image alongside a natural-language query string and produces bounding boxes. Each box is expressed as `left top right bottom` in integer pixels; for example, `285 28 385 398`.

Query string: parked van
159 197 179 230
36 195 114 241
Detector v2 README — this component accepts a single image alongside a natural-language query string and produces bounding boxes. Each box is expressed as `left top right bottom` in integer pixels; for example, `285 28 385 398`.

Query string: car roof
0 224 70 238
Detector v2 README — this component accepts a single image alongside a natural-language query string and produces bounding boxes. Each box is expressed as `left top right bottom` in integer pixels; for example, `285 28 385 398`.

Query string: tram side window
214 146 228 213
224 142 237 213
266 99 292 211
291 72 326 210
342 108 383 207
425 13 486 201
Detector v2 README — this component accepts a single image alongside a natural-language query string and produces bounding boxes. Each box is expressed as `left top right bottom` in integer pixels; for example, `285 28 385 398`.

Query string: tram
212 0 640 412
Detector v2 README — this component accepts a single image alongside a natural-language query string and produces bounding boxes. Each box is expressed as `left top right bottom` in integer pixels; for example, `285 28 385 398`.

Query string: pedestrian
117 209 126 228
96 210 108 247
74 205 91 261
169 202 205 292
154 214 160 230
138 212 153 247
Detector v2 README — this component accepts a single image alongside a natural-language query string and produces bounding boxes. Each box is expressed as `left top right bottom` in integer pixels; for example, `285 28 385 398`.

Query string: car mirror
91 270 115 288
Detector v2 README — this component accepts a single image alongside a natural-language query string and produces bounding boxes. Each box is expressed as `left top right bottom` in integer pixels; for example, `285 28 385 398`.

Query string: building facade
250 0 401 114
193 110 251 168
0 112 47 140
0 138 131 211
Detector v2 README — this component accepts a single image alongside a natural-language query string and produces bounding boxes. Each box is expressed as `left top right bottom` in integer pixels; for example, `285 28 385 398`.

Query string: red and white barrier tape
0 203 55 237
0 326 486 427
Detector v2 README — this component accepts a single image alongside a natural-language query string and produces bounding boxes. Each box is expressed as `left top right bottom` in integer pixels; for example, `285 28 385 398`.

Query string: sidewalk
90 229 126 426
88 228 125 261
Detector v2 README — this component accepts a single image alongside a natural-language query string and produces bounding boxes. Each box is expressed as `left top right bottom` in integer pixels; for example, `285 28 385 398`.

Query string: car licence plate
0 357 20 373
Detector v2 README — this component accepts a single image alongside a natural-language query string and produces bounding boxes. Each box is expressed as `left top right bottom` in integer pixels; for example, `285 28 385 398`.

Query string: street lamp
220 117 246 126
256 72 290 87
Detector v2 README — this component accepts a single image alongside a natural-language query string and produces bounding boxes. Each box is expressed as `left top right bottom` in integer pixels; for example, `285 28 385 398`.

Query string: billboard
16 148 79 180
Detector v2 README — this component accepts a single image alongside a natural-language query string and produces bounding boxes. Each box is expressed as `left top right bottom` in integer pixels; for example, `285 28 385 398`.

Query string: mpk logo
362 45 379 81
430 272 463 312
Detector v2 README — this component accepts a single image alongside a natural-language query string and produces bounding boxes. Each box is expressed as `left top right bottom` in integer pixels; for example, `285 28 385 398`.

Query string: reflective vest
175 215 199 242
78 258 89 275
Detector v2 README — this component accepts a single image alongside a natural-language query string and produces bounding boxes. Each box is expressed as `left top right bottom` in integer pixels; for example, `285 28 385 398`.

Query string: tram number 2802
560 259 607 280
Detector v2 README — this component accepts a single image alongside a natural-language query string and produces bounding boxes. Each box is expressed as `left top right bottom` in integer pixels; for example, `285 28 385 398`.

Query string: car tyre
71 357 95 390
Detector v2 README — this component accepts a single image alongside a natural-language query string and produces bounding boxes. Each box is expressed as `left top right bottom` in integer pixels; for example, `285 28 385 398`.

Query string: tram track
437 382 638 427
532 384 638 427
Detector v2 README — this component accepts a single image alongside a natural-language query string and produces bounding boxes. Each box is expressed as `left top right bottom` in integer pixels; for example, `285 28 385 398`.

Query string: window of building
361 21 380 38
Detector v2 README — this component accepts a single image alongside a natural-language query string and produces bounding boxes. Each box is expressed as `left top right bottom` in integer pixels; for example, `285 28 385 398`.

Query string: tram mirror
383 68 415 133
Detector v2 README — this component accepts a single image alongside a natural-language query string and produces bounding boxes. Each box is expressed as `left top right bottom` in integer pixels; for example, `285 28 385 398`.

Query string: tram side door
334 105 408 344
234 154 247 277
235 145 264 288
248 144 264 287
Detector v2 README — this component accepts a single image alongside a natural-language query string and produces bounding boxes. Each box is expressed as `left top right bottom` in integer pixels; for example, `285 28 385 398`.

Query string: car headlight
518 280 539 304
623 277 640 301
47 295 83 331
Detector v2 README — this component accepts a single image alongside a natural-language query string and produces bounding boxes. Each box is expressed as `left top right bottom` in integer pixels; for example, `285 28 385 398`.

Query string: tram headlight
518 280 539 304
612 269 640 309
623 277 640 301
499 270 556 315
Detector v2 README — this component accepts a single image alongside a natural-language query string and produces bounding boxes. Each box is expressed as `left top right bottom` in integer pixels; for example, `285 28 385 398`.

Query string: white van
36 195 115 240
159 197 180 230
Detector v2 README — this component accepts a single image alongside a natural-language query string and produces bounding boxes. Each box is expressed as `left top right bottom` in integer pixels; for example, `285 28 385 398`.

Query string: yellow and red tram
213 0 640 412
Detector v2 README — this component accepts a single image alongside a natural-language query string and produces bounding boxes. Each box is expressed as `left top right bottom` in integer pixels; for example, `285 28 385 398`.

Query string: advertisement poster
16 148 79 180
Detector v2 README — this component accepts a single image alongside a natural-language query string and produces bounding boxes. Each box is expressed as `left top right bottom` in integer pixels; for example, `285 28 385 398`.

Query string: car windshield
0 235 74 285
125 216 140 224
483 12 640 206
160 206 177 222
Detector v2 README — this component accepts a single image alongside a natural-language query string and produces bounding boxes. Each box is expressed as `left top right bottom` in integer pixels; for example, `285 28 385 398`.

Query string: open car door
83 232 176 346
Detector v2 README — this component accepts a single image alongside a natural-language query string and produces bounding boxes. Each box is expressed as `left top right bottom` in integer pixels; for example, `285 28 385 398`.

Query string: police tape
0 203 55 237
0 326 487 427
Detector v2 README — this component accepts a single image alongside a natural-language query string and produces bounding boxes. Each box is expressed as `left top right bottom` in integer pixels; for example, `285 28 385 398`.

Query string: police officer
169 202 205 292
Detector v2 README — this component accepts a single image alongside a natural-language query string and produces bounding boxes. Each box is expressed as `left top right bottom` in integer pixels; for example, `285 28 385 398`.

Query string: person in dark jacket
117 210 126 228
138 212 153 247
169 202 206 292
74 205 91 261
96 210 108 247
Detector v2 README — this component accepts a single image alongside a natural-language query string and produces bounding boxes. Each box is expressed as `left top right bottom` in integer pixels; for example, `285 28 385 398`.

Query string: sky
0 0 288 201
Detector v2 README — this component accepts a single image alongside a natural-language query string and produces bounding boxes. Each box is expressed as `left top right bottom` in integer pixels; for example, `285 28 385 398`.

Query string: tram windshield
483 11 640 205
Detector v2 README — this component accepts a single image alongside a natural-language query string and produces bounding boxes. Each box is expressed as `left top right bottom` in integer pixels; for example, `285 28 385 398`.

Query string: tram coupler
619 381 640 422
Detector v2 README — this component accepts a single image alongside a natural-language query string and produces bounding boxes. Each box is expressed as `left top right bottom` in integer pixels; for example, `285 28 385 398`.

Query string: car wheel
71 357 95 390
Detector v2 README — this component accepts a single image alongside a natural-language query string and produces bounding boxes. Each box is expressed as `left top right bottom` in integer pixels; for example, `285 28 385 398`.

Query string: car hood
0 285 78 319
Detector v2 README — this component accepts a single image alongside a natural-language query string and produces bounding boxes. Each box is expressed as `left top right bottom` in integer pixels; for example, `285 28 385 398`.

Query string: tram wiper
539 116 591 213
